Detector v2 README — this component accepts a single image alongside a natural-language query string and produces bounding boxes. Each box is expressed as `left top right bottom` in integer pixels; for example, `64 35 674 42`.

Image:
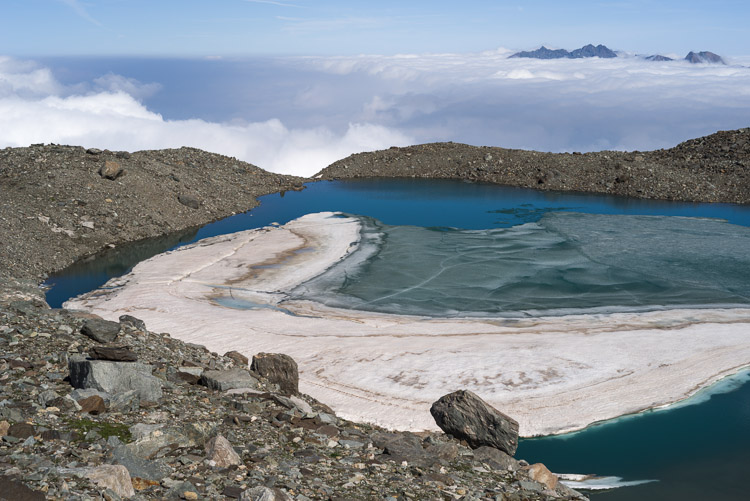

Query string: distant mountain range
510 44 726 64
510 44 616 59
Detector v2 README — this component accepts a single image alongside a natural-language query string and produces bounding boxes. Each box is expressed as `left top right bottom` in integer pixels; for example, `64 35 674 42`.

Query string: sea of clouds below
1 49 749 177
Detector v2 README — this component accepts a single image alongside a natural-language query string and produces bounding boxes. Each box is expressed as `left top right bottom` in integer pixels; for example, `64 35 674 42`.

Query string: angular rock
0 475 46 501
0 420 9 437
200 369 259 391
118 315 146 331
81 318 121 343
7 422 35 439
225 350 249 367
111 444 173 481
372 431 430 466
78 395 107 415
90 345 138 362
430 389 519 455
109 390 140 412
524 463 559 490
251 352 299 395
205 434 242 467
68 356 163 402
125 426 193 459
473 445 519 471
177 194 201 209
99 160 124 180
85 465 134 498
239 486 293 501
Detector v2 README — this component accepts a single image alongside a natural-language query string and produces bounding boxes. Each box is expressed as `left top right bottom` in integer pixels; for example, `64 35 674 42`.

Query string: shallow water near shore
47 178 750 500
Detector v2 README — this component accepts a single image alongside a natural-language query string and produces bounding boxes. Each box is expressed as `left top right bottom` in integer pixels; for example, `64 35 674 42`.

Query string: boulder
78 395 107 415
225 350 249 366
7 422 35 439
85 465 134 498
89 345 138 362
0 475 46 501
119 315 146 331
81 318 121 343
372 431 431 466
251 352 299 395
98 160 124 180
523 463 559 490
177 194 201 209
200 369 259 391
430 390 519 456
205 434 242 467
68 356 163 402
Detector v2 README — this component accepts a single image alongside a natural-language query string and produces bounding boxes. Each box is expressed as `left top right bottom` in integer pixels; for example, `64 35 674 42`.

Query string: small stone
205 434 242 467
225 350 249 366
239 486 293 501
99 160 124 180
0 420 9 436
78 395 107 415
86 148 102 155
178 194 201 209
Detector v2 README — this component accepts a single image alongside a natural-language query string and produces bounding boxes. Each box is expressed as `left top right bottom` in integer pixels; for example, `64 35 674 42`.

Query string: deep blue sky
3 0 748 56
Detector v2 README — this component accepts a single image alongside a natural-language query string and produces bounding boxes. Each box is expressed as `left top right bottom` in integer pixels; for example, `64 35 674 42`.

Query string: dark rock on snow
431 389 520 455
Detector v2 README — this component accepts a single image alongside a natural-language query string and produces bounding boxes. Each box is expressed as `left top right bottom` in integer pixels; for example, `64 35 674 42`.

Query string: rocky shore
2 128 747 499
0 144 590 499
319 128 750 205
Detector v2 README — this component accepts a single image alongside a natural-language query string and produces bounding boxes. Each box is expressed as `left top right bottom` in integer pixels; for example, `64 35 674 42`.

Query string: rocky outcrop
511 44 616 59
199 368 259 391
430 389 520 455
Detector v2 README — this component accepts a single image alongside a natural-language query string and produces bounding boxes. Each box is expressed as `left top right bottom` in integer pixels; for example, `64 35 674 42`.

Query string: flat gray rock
200 368 259 391
430 389 519 456
68 356 163 402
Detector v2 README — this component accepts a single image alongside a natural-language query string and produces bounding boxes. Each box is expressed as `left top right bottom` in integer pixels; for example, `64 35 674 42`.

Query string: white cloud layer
0 56 411 176
1 51 750 176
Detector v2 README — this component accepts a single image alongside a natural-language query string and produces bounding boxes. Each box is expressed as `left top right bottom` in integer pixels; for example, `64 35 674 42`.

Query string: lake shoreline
65 212 750 438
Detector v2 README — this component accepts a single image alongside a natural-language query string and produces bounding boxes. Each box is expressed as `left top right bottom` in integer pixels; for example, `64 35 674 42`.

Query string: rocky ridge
318 128 750 205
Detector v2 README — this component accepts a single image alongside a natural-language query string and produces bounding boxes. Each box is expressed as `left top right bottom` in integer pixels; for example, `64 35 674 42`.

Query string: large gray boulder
251 352 299 395
68 356 163 402
430 390 519 456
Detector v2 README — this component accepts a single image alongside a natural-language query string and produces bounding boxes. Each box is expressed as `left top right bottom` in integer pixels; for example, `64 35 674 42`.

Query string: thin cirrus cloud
1 50 750 177
56 0 103 27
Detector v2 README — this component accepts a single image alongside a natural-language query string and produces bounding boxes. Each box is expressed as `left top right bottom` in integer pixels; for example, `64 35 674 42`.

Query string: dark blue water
45 179 750 500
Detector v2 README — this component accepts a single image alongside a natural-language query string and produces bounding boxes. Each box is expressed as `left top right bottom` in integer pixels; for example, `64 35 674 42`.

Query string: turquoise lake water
46 179 750 499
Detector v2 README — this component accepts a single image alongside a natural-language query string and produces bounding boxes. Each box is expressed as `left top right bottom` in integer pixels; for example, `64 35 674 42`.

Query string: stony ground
0 145 305 281
0 284 585 500
319 128 750 205
0 143 593 500
3 128 747 499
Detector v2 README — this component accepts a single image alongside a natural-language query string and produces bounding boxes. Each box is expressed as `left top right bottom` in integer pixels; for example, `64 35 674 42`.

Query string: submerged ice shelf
65 212 750 437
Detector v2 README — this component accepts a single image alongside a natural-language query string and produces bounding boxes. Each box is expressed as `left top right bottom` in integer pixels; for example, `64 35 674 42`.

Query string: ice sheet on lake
292 213 750 317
